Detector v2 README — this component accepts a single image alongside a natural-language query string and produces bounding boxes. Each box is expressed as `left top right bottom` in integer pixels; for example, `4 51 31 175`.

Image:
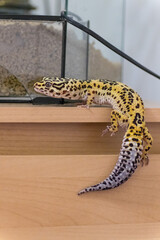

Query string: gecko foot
101 127 109 136
141 155 149 167
77 104 90 109
101 126 116 137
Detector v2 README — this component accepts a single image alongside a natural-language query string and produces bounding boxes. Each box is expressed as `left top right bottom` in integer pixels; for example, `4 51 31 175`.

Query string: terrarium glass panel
88 37 122 81
66 0 124 81
65 17 89 79
0 18 63 102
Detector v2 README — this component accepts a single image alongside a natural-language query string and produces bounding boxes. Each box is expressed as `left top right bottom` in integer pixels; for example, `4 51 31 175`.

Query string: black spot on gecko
102 86 107 90
130 89 134 93
129 143 133 147
132 138 139 142
85 80 90 83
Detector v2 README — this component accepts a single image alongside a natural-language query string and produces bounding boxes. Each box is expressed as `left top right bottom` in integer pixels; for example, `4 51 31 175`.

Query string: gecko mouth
34 85 46 95
34 86 41 93
34 85 56 98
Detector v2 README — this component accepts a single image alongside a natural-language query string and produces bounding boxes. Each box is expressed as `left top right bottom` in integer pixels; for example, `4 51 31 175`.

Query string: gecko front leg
77 92 94 108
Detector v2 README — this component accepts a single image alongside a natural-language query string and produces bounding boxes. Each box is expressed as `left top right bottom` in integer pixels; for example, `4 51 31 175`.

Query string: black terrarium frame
0 14 89 104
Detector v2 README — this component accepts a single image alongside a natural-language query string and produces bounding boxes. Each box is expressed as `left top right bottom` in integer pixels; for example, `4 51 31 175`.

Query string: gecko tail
78 135 143 196
78 183 110 195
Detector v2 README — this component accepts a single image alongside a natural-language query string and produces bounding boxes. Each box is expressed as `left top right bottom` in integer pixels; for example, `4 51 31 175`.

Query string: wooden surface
0 104 159 122
0 154 159 228
0 105 159 239
0 223 160 240
0 122 159 155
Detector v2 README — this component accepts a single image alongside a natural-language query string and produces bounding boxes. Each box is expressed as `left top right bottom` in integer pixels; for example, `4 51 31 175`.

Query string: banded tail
78 131 143 195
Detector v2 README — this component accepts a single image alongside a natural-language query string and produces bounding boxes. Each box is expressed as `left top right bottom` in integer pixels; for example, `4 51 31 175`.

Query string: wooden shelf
0 104 159 122
0 105 159 239
0 121 159 155
0 223 160 240
0 154 159 229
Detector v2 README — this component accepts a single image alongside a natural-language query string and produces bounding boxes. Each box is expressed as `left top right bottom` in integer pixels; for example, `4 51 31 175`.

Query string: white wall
123 0 160 107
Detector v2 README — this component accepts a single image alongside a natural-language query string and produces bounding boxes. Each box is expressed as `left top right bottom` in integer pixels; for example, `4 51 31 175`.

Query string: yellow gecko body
34 77 153 195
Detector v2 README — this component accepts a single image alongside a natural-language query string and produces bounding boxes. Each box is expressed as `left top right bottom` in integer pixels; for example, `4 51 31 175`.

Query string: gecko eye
45 82 51 88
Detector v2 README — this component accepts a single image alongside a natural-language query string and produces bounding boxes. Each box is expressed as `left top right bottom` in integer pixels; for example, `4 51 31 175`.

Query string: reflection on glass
67 0 124 81
65 16 89 79
88 38 122 81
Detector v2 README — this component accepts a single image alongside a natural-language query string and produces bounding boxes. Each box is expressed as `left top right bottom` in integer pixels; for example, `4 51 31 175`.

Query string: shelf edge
0 104 159 123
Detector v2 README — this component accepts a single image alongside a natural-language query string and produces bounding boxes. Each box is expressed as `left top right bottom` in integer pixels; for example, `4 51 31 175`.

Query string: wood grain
0 122 158 155
0 155 159 228
0 223 160 240
0 104 158 122
0 105 159 239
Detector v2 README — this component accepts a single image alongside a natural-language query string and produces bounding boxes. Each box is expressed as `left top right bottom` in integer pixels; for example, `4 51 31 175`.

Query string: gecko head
34 77 73 99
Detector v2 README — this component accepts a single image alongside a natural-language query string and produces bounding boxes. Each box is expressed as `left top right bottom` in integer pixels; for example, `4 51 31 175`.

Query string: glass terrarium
0 0 125 104
0 14 89 104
